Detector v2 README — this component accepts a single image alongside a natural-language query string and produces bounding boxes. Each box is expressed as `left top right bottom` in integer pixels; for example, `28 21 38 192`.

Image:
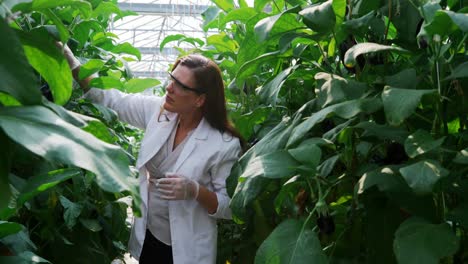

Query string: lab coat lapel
136 111 178 169
173 118 209 172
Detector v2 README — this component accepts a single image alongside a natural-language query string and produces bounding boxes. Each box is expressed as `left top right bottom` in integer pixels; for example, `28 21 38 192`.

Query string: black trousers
139 229 173 264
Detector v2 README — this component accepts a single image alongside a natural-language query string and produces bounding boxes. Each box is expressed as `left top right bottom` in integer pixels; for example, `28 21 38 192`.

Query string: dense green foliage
0 0 158 262
176 0 468 263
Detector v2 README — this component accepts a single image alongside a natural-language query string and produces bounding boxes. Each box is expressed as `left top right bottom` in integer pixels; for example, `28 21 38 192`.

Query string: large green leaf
89 76 123 89
299 0 336 34
384 68 417 90
357 166 406 194
444 61 468 80
393 217 459 264
219 7 257 28
207 33 238 53
355 121 409 143
17 29 73 105
254 6 302 42
0 106 138 197
255 219 327 264
453 148 468 164
315 72 368 107
112 42 141 60
288 143 321 168
78 59 105 80
123 78 160 93
212 0 234 12
0 221 22 238
0 19 41 105
12 0 92 19
258 66 296 105
288 98 382 146
0 131 12 210
399 160 449 195
382 87 436 126
59 196 82 229
0 251 50 263
425 10 468 35
240 150 299 180
17 168 81 206
344 43 408 67
404 130 445 158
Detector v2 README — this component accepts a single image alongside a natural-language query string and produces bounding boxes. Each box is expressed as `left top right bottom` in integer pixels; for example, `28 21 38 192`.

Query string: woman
64 47 242 263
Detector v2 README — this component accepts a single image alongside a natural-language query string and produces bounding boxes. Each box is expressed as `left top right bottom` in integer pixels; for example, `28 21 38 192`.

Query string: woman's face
163 65 205 114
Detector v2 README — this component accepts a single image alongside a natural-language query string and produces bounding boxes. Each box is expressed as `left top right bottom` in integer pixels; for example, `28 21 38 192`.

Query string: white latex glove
56 42 80 70
154 173 199 200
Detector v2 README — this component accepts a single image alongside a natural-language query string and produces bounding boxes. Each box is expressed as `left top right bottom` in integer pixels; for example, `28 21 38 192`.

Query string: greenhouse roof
111 0 216 79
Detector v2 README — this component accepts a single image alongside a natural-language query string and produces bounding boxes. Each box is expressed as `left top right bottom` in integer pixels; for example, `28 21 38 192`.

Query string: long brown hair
172 54 245 148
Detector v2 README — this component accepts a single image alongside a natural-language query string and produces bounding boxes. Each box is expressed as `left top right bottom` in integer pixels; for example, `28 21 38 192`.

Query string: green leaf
259 66 296 105
219 7 257 28
111 42 141 60
78 59 105 80
299 0 336 33
332 0 346 27
0 251 51 263
453 148 468 164
13 0 91 19
17 169 81 206
382 87 436 126
89 76 123 89
123 78 161 94
207 33 238 53
92 1 122 18
41 9 69 44
212 0 235 12
355 121 409 143
73 21 104 48
404 130 445 158
255 219 327 264
240 150 299 179
17 28 73 105
0 221 22 238
288 98 382 146
0 106 139 196
384 68 418 89
59 196 82 229
0 93 21 106
288 144 321 168
399 160 449 195
444 61 468 80
357 166 405 194
315 72 368 107
254 7 302 42
426 10 468 35
0 19 41 105
0 131 12 210
393 217 459 264
80 218 103 232
344 42 408 67
159 34 204 51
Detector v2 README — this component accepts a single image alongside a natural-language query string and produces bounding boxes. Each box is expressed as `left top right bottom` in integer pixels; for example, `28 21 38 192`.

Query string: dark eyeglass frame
168 72 205 94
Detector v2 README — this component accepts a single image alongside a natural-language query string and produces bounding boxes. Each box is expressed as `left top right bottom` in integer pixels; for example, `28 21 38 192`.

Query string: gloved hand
55 42 80 70
154 173 199 200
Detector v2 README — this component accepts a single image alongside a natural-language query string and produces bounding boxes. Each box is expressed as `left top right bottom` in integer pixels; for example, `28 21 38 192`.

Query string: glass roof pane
111 0 216 78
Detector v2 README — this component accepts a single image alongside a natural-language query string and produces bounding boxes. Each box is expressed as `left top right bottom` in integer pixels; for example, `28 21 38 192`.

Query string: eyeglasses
167 72 205 94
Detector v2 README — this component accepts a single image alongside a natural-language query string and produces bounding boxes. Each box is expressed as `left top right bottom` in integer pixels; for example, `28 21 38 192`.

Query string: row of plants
0 0 163 262
167 0 468 263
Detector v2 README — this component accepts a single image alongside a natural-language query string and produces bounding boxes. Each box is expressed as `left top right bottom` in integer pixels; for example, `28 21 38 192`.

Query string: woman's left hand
154 173 200 200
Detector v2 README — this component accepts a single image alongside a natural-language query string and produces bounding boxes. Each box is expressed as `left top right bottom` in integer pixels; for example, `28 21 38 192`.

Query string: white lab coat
84 88 241 263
